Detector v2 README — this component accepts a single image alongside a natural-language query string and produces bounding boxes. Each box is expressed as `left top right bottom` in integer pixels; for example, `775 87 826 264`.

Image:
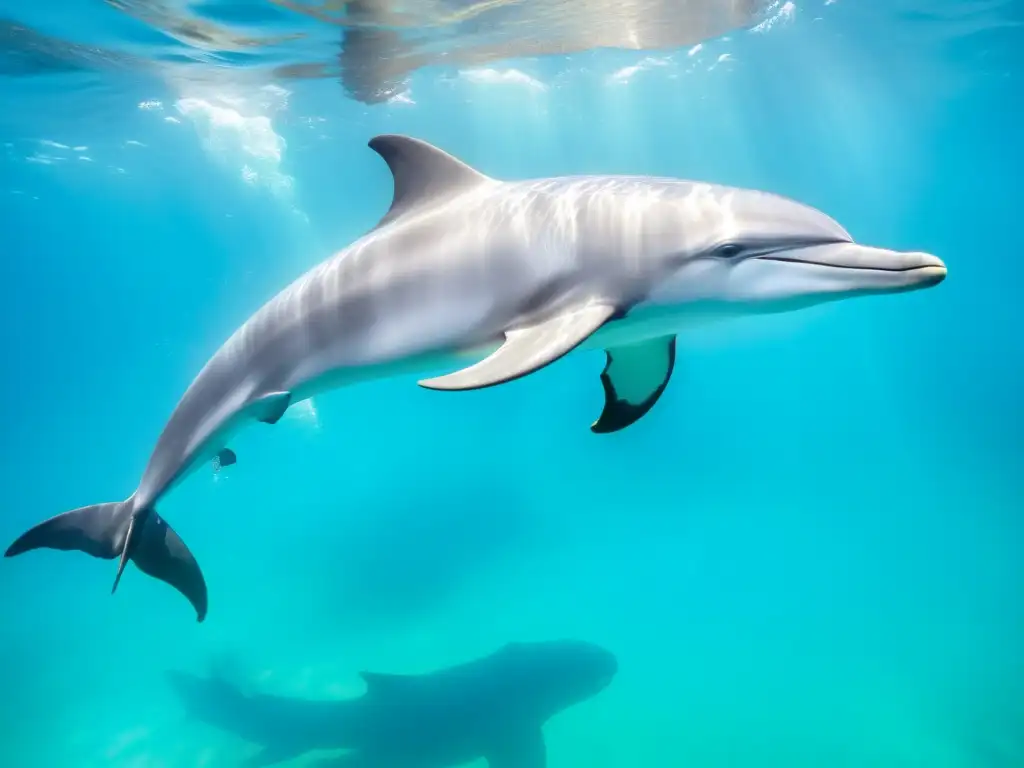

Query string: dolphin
4 134 947 621
168 639 618 768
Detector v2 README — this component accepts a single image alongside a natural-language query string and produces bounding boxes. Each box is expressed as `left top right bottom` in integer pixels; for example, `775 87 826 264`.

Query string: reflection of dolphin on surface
3 1 772 103
276 0 774 102
169 640 618 768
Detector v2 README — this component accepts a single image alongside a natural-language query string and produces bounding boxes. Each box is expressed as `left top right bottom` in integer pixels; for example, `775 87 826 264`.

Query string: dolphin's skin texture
4 134 947 620
168 639 618 768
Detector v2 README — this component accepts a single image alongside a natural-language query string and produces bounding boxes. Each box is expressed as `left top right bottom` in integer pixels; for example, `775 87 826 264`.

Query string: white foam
388 89 416 105
709 52 734 70
168 83 300 210
459 68 546 92
607 56 671 85
752 1 797 33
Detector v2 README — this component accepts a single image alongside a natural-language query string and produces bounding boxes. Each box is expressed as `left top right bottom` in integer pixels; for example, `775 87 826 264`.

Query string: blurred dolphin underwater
168 640 618 768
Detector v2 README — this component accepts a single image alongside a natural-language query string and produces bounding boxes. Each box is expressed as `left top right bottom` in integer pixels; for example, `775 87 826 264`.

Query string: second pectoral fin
591 335 676 434
418 303 617 391
212 448 236 471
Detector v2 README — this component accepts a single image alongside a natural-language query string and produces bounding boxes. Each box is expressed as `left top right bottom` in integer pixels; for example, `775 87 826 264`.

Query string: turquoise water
1 1 1022 766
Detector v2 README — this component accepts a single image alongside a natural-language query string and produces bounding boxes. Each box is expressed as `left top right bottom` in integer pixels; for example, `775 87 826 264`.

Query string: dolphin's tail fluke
4 500 208 622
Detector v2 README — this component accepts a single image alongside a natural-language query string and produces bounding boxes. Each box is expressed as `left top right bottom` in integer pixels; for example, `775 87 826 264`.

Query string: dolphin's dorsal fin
360 670 417 696
368 134 490 227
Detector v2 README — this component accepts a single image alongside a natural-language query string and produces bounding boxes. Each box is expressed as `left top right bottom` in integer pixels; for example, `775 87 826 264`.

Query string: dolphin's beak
757 243 947 291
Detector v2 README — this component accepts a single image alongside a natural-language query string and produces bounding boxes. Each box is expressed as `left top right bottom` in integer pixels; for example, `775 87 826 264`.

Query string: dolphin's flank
4 134 946 621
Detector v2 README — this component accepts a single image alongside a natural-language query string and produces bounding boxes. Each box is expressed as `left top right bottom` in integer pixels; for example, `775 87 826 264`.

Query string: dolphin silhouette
168 639 618 768
4 134 947 620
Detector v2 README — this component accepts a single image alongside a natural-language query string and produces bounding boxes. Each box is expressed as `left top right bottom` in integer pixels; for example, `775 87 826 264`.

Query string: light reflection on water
0 0 786 103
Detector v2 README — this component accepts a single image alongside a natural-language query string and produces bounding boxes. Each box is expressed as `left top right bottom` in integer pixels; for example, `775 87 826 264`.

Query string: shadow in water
168 639 617 768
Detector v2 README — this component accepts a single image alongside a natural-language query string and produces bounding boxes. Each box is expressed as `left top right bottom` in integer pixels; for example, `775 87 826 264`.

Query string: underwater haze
1 0 1023 766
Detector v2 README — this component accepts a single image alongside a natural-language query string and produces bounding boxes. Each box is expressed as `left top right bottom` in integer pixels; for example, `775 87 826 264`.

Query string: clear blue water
1 1 1022 766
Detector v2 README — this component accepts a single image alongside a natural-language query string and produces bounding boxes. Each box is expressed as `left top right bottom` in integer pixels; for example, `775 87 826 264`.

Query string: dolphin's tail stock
4 498 208 621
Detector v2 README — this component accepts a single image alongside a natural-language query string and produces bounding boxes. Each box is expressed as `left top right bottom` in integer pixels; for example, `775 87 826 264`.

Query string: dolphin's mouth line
755 255 940 273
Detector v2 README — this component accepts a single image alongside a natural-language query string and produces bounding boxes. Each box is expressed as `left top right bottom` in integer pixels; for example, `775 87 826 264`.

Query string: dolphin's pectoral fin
486 729 546 768
418 303 617 391
253 391 291 424
591 335 677 434
213 448 237 471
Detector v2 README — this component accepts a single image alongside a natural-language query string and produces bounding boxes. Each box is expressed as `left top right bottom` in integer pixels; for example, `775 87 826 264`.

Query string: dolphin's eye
714 243 745 259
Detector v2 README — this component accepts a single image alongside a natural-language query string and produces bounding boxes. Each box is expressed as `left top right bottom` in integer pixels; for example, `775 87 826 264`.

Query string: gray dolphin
4 134 947 621
168 639 617 767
